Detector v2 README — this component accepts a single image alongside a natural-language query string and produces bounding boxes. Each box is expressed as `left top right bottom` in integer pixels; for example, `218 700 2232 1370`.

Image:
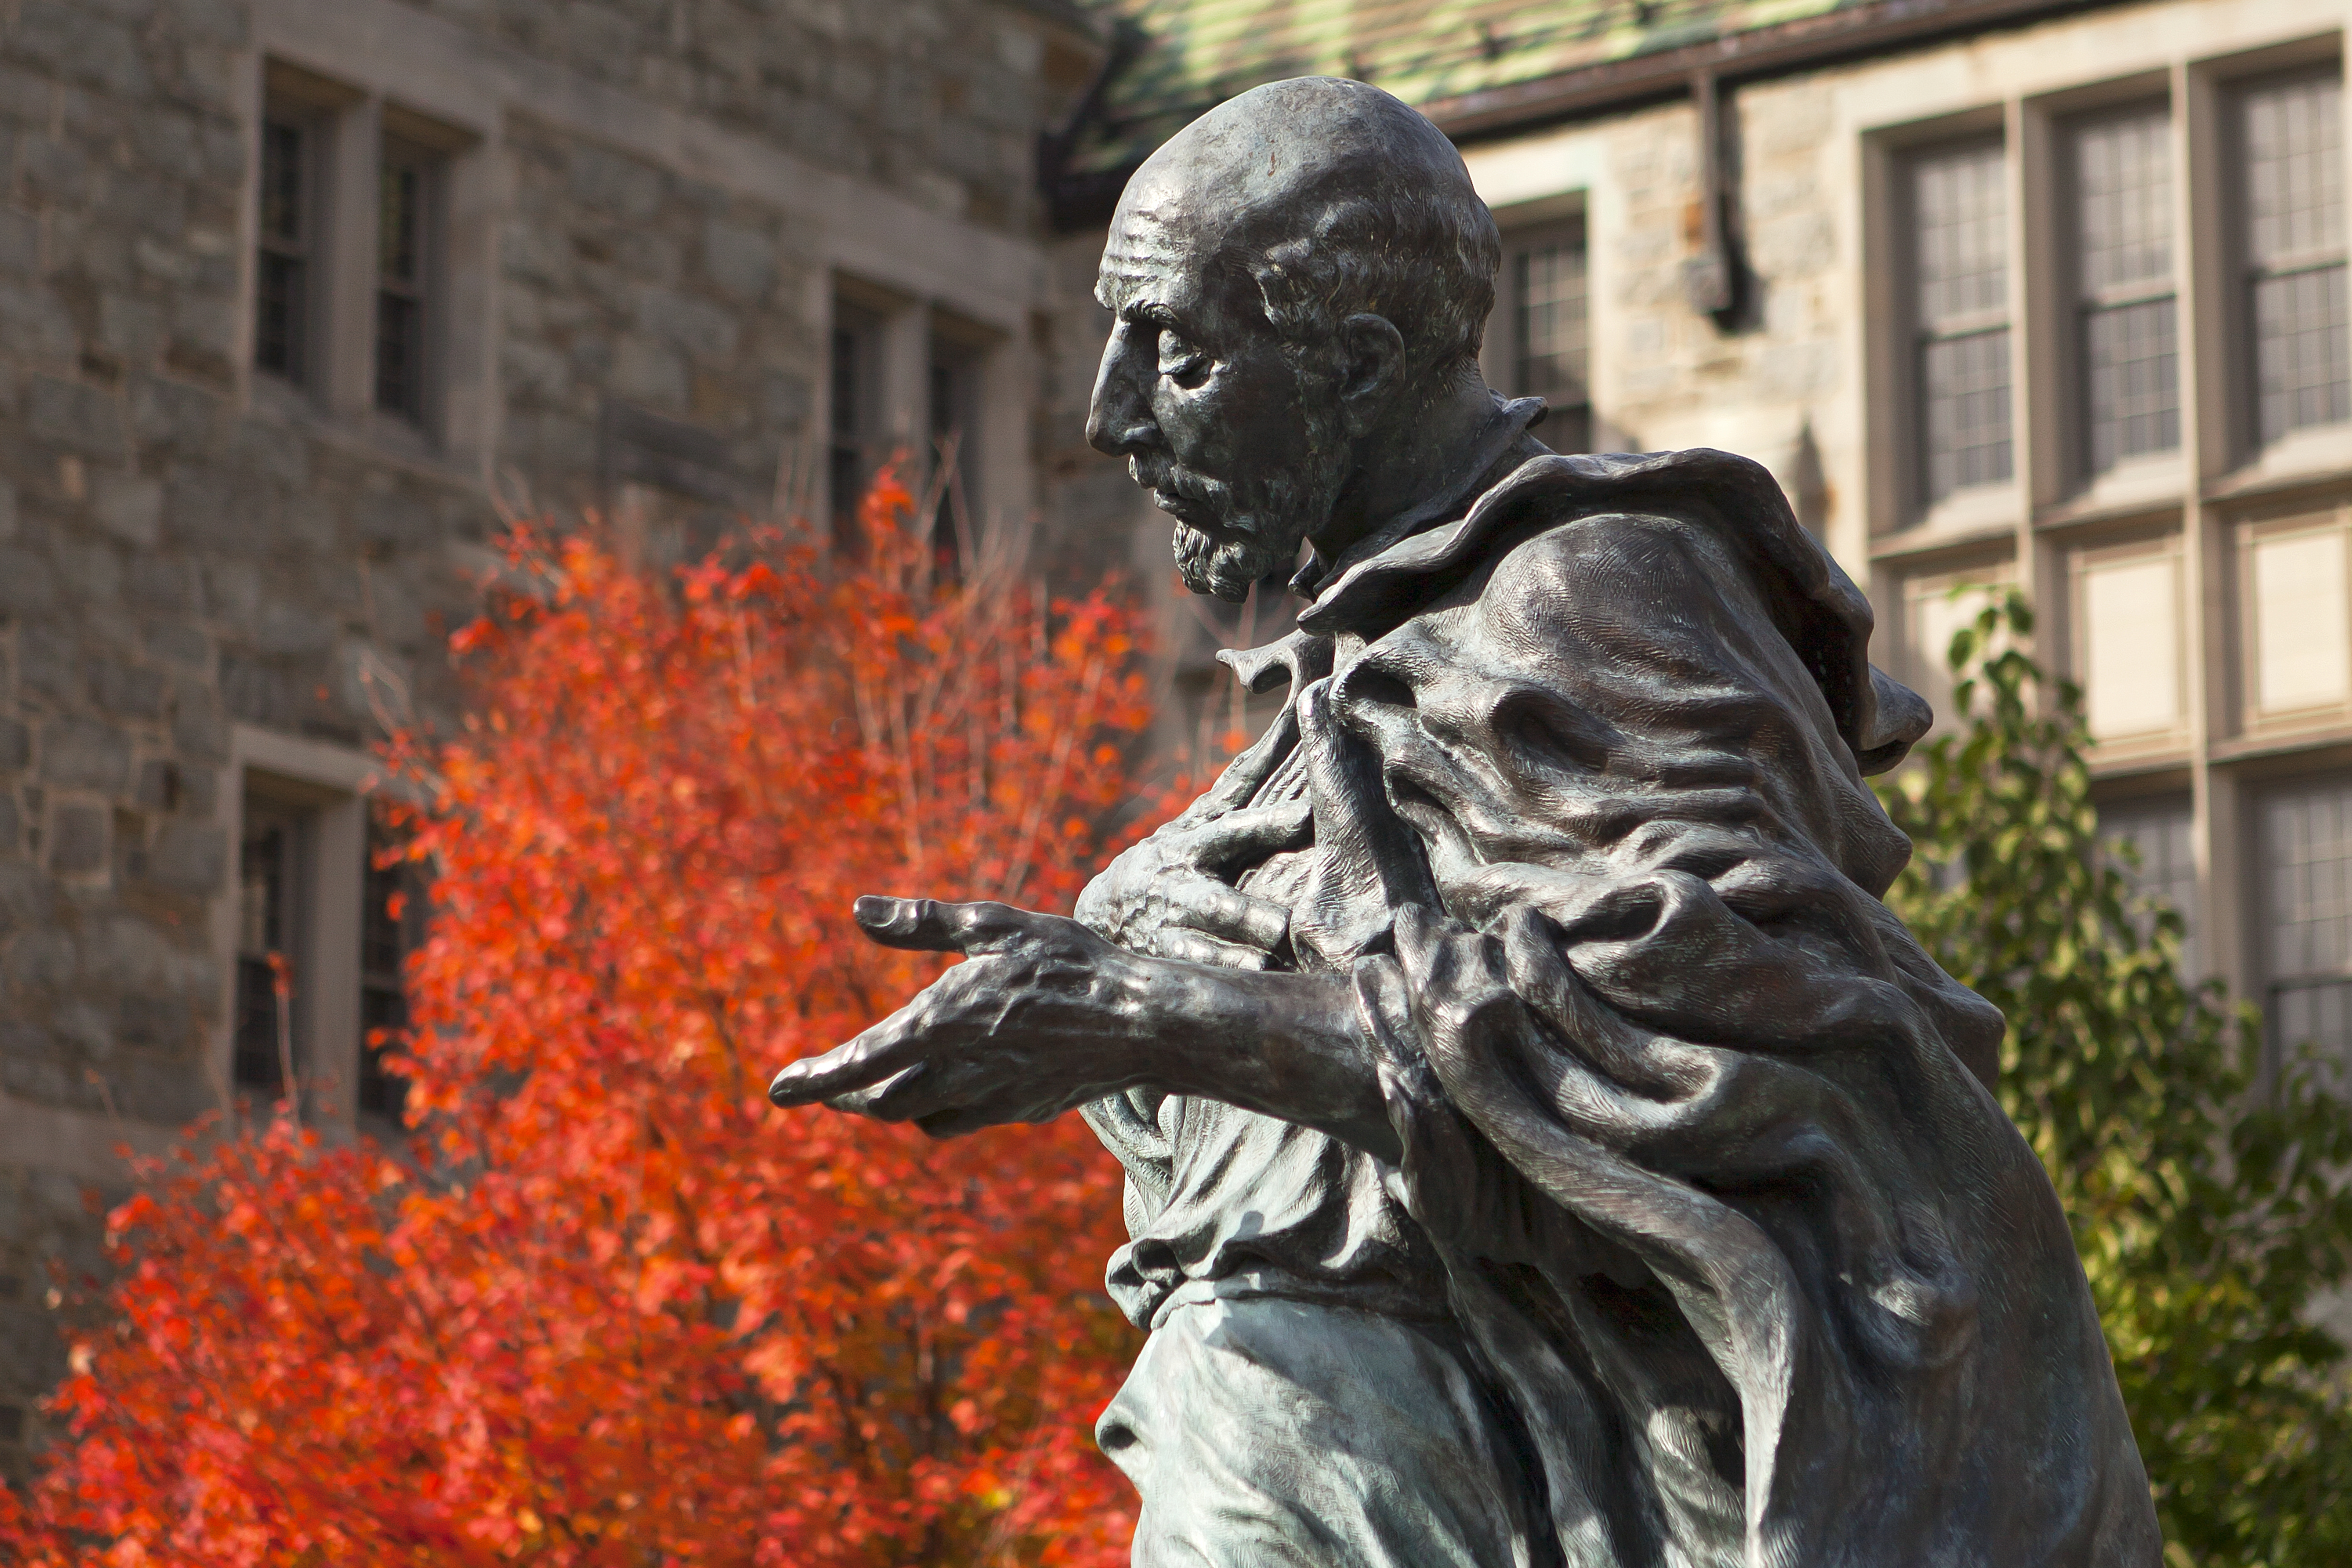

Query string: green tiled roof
1076 0 1863 169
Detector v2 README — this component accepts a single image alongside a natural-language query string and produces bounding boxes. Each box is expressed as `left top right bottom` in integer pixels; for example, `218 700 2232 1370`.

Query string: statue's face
1087 203 1353 602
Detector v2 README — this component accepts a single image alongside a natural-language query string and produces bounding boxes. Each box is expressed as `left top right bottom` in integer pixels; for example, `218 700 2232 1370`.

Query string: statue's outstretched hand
1073 798 1308 969
768 897 1172 1138
771 888 1399 1159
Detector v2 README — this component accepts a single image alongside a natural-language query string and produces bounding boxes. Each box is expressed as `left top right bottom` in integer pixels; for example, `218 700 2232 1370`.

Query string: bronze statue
772 76 2159 1568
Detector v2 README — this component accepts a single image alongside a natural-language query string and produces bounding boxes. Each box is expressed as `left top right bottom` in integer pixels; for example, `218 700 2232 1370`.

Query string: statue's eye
1156 329 1208 384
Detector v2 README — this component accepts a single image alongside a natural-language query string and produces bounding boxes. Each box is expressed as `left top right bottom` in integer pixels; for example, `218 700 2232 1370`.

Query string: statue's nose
1086 326 1158 457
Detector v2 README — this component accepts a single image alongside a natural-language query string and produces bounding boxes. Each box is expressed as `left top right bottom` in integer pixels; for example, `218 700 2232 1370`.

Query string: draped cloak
1082 446 2160 1568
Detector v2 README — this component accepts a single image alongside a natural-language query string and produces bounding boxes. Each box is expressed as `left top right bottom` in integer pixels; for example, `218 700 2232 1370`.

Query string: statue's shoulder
1459 449 1930 774
1458 448 1796 607
1301 447 1790 638
1470 447 1802 551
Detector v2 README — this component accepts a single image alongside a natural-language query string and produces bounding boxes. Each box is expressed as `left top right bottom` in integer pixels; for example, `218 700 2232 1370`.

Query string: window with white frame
1497 218 1592 453
1909 139 2013 507
2070 105 2179 476
2240 65 2348 448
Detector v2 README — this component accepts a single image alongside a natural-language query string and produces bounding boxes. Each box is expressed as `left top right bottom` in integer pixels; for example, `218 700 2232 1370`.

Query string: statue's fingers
836 1056 990 1125
853 896 1036 954
1153 927 1274 971
1179 798 1312 866
826 1063 931 1119
768 1013 928 1106
1162 878 1289 952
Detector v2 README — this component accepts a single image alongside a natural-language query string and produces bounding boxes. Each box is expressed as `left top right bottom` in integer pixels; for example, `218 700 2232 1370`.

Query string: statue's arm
769 897 1401 1161
1142 957 1401 1162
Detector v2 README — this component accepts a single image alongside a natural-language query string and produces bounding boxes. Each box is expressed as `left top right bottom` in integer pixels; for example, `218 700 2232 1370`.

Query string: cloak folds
1196 450 2159 1567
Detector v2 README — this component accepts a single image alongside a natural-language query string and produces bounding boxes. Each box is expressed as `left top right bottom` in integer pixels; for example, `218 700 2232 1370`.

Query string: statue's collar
1288 394 1550 603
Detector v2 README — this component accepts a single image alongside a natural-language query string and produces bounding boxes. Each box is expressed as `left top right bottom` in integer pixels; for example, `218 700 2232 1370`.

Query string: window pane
360 815 416 1122
2272 979 2352 1083
1911 141 2011 505
831 324 862 445
373 153 429 421
260 120 304 246
2101 794 2198 977
255 117 307 383
374 293 423 419
2263 776 2352 1079
2265 778 2352 979
1921 327 2013 500
2073 108 2178 471
2246 70 2349 441
2251 526 2350 713
928 346 979 572
2080 552 2179 738
2255 263 2351 442
360 984 409 1117
1914 141 2007 328
233 815 300 1093
830 319 869 545
2077 108 2172 293
2247 71 2344 268
1513 229 1588 406
379 162 422 286
2085 296 2179 469
255 253 305 380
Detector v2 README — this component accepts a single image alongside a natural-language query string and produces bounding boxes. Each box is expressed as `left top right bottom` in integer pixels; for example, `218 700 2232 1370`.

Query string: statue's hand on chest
1074 795 1312 971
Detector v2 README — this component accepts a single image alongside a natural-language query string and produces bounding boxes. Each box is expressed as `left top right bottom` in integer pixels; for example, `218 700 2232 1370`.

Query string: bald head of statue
1085 78 1506 601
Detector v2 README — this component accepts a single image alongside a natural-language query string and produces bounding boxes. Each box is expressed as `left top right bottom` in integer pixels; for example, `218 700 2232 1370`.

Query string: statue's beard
1139 447 1349 603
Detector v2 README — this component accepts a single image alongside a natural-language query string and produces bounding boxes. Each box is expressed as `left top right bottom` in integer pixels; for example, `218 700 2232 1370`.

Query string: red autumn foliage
0 470 1164 1565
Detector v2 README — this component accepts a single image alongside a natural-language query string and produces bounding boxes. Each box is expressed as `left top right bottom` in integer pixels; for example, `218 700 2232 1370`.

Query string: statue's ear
1335 313 1406 437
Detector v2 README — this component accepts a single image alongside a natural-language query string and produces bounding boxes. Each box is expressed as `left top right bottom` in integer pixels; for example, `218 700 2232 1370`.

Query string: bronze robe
1089 447 2158 1567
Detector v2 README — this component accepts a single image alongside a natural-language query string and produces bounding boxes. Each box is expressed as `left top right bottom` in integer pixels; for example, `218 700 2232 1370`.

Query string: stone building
1066 0 2352 1069
7 0 2352 1489
0 0 1123 1474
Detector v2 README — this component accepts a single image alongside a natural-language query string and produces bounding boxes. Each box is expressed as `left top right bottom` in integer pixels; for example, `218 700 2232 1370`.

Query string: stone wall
497 109 819 516
388 0 1081 237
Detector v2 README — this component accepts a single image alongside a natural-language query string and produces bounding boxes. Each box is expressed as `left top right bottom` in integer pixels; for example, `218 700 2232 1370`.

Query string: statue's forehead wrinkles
1098 218 1202 315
